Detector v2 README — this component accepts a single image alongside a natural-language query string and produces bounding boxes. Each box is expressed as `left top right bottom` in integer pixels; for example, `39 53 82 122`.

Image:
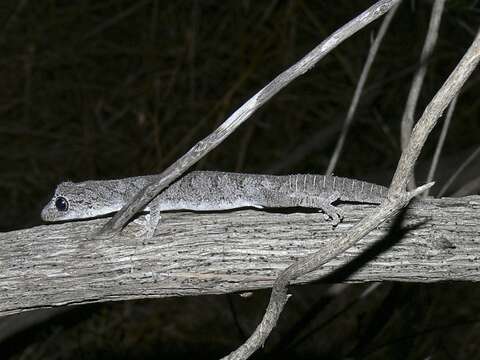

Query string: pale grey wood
1 195 479 317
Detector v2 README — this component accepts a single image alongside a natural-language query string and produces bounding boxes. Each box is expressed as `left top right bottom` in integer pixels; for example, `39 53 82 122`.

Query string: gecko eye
55 197 69 212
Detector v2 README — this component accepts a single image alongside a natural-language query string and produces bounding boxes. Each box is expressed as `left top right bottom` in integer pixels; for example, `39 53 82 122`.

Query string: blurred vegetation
0 0 479 359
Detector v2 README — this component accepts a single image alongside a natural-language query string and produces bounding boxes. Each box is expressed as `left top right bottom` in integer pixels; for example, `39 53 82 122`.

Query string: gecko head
41 181 123 222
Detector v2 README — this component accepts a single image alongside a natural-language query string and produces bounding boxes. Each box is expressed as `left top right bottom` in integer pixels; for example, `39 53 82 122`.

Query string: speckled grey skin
41 171 388 233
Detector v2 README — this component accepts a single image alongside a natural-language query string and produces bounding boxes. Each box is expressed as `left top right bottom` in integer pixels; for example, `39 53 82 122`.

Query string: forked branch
221 27 480 360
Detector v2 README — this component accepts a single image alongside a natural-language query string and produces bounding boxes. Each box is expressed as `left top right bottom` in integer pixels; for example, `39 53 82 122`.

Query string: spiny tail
286 174 388 203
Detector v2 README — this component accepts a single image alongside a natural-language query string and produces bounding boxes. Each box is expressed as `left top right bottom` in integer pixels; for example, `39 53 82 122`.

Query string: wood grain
1 195 479 316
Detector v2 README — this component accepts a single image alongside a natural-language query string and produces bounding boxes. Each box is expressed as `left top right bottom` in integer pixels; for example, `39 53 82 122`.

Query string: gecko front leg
129 197 163 238
133 203 162 238
147 203 163 237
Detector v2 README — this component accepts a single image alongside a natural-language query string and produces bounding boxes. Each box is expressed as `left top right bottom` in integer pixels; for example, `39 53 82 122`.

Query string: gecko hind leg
298 191 344 226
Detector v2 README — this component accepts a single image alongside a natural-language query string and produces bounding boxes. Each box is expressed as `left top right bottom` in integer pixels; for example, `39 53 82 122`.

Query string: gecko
41 171 388 236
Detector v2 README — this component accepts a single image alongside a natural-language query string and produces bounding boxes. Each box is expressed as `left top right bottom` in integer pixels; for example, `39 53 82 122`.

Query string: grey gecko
41 171 388 235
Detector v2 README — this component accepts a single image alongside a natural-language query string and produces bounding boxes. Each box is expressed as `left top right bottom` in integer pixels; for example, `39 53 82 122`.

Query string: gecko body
41 171 388 233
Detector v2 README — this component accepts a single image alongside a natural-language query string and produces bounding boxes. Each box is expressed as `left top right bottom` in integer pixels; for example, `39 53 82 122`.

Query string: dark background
1 1 479 359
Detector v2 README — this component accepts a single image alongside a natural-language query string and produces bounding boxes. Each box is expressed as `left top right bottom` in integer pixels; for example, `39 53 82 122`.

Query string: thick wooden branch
1 196 479 316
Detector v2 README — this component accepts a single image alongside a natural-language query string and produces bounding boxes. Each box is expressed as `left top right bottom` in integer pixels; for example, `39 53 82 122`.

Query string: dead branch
399 0 446 190
326 2 399 175
1 196 479 318
222 22 480 360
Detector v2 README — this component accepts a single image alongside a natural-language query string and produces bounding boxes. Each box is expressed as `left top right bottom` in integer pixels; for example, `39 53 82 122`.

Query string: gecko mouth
41 210 73 222
40 206 56 222
41 207 146 223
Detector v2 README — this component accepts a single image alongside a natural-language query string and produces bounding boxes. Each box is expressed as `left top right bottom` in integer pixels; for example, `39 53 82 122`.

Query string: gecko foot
132 211 162 239
298 191 344 227
319 205 344 227
132 216 152 237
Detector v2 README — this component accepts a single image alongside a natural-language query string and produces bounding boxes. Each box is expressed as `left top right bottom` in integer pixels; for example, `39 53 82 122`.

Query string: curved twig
222 28 480 360
97 0 402 237
326 2 399 175
424 95 458 197
400 0 446 188
438 145 480 197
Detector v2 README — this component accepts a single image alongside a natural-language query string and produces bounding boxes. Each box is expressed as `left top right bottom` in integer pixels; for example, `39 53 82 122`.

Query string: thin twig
423 96 458 197
360 318 480 357
326 2 399 175
98 0 402 237
235 123 256 172
438 145 480 197
267 122 341 174
81 0 152 41
451 176 480 197
0 0 30 44
273 283 383 354
283 283 383 352
400 0 446 189
222 28 480 360
391 31 480 194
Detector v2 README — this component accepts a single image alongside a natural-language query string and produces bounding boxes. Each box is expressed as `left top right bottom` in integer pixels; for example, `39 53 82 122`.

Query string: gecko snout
40 205 53 221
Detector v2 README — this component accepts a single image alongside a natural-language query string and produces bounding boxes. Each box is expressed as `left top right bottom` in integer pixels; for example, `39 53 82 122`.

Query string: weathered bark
1 195 479 316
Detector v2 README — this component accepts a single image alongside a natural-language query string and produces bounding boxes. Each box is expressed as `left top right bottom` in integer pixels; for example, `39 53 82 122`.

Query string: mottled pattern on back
156 171 387 210
41 171 388 222
156 171 270 211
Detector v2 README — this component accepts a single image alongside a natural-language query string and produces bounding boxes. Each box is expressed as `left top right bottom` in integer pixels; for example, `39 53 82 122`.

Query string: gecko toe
330 214 341 227
318 203 343 227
